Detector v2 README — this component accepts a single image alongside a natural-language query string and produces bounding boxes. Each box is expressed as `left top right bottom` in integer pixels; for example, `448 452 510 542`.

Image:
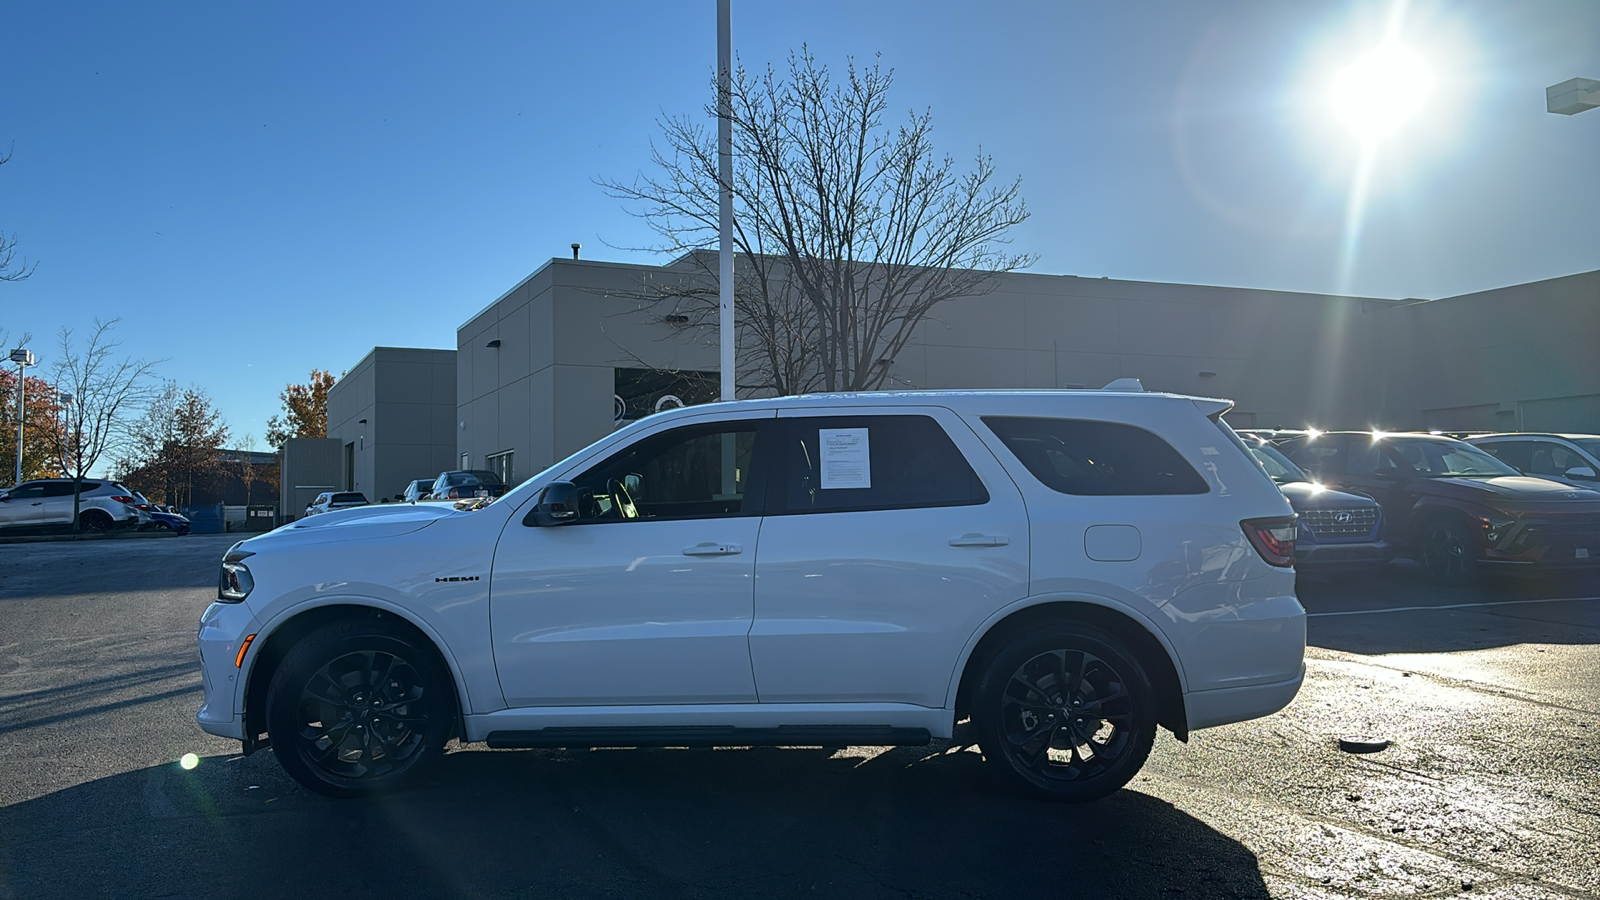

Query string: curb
0 530 187 546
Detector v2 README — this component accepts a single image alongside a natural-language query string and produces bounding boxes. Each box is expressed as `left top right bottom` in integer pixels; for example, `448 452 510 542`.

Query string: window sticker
819 428 871 489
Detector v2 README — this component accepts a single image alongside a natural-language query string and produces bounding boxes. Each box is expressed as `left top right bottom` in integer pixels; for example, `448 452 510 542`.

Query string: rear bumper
1186 667 1305 731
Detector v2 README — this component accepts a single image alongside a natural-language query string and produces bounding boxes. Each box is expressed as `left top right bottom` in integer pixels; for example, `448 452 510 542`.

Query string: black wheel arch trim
950 596 1190 743
240 601 472 756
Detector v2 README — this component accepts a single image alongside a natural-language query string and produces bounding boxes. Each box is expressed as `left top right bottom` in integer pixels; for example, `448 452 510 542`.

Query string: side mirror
1566 466 1598 481
525 481 584 527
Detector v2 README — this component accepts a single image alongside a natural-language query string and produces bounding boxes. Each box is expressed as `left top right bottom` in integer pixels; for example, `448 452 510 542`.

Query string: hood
1430 475 1600 499
252 503 461 547
1277 481 1377 509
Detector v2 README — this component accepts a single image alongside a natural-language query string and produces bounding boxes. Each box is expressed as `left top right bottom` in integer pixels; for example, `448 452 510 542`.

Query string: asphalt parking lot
1 536 1597 899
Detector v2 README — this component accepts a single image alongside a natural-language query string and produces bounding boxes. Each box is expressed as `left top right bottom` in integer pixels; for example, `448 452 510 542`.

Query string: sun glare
1329 44 1434 144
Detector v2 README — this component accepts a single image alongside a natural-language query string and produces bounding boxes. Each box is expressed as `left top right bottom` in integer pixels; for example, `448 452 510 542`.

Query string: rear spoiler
1193 398 1234 419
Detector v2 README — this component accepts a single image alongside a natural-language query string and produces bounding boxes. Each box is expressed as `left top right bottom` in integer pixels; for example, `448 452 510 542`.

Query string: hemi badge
434 575 481 583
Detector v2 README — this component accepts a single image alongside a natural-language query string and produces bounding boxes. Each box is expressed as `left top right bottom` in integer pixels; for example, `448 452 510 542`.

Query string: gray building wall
327 347 458 502
456 260 717 481
450 257 1600 477
278 437 342 519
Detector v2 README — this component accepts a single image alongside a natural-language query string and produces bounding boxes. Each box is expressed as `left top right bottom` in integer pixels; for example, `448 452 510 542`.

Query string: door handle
949 533 1008 547
682 542 743 557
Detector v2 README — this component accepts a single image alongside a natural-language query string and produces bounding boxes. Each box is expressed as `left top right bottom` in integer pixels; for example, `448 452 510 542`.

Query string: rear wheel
1421 519 1478 586
78 510 113 533
975 623 1156 802
265 618 454 798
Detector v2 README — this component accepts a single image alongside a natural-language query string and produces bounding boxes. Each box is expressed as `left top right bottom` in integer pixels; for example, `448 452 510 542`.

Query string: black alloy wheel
1421 519 1478 586
265 619 453 798
975 623 1156 802
78 510 113 534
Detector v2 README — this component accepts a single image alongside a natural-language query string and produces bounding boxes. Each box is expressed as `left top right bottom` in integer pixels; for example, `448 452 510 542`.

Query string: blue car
148 506 191 535
1243 435 1390 568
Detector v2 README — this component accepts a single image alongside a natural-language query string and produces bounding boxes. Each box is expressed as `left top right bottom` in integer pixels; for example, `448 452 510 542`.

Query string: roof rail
1100 377 1145 392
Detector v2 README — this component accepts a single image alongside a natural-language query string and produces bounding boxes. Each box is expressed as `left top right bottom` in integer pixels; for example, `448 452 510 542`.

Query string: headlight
219 549 256 602
1480 514 1515 544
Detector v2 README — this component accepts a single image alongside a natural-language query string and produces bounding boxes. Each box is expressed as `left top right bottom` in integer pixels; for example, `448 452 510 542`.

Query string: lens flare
1329 45 1434 145
180 753 199 770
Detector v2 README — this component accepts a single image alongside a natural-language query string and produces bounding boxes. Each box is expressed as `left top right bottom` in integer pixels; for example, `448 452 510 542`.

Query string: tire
974 622 1157 802
78 510 113 534
265 618 454 798
1420 518 1479 586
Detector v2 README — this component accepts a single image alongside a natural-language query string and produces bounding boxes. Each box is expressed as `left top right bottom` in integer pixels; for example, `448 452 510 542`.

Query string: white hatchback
197 388 1304 800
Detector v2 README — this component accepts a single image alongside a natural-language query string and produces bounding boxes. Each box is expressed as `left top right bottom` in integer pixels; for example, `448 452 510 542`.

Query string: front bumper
1296 539 1392 567
195 600 260 741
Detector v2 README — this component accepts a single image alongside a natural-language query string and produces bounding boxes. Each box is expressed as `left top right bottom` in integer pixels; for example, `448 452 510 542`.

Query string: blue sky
2 0 1597 451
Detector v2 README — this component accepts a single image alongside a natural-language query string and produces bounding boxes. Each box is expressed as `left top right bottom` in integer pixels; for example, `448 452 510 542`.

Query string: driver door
0 484 47 529
489 411 776 708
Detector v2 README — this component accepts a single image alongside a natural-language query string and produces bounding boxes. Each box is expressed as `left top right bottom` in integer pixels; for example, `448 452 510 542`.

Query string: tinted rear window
331 493 367 504
780 415 988 514
983 417 1208 496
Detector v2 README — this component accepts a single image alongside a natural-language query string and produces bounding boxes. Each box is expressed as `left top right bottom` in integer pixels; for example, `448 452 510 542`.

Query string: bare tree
599 49 1034 395
49 320 160 530
1 148 38 284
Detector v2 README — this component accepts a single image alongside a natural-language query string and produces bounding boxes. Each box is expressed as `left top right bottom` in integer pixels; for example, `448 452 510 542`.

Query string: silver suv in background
0 478 148 533
303 492 370 517
1469 434 1600 489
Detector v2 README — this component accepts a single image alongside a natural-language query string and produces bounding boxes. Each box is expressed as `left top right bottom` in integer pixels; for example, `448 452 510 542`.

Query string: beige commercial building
451 257 1600 482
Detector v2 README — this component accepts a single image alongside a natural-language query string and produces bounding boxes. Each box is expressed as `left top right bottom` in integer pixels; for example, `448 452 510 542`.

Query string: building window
460 452 469 469
487 450 515 486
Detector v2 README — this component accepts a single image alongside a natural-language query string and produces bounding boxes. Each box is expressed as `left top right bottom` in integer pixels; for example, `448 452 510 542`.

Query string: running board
485 725 931 749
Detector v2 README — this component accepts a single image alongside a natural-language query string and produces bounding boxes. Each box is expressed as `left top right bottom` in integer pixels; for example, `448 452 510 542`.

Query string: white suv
0 478 147 532
197 388 1304 800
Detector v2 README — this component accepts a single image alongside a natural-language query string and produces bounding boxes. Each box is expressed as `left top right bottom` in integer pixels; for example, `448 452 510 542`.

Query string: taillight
1241 516 1297 567
111 495 137 504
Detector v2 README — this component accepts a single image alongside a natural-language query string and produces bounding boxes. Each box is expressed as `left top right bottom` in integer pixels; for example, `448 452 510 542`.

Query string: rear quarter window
983 416 1209 496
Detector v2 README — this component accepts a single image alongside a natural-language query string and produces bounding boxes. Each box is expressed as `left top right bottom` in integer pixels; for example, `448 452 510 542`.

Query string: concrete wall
278 438 342 519
456 260 716 480
450 258 1600 479
328 347 458 501
1366 270 1600 432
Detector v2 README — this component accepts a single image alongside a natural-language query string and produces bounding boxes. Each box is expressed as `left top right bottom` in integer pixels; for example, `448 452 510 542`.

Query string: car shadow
1301 559 1600 654
0 743 1270 899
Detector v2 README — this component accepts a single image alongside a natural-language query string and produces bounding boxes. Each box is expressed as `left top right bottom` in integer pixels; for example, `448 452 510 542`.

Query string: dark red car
1279 432 1600 584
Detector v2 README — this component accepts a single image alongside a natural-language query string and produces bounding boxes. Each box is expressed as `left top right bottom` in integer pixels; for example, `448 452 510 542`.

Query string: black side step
485 725 931 750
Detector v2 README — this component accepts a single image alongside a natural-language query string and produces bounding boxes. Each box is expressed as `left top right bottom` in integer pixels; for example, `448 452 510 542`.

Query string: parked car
1240 435 1390 569
428 470 509 501
198 387 1305 802
1279 432 1600 584
304 492 370 517
0 478 147 533
401 478 436 503
1468 433 1600 489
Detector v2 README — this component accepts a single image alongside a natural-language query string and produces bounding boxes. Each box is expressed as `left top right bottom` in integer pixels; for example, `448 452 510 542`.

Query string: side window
1285 438 1344 476
570 420 762 522
1346 439 1401 476
779 415 988 514
7 484 46 500
40 483 79 498
983 416 1207 496
1479 441 1532 473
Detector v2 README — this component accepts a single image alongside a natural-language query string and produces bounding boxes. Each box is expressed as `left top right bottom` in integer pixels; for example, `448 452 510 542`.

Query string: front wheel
264 618 454 798
975 623 1156 802
1421 519 1479 586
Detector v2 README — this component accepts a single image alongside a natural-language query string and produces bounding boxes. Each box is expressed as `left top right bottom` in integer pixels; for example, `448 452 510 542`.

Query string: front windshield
1247 442 1310 483
1391 439 1519 477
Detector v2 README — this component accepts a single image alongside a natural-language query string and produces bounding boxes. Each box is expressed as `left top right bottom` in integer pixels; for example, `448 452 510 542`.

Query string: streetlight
9 348 36 487
57 391 74 475
1547 77 1600 115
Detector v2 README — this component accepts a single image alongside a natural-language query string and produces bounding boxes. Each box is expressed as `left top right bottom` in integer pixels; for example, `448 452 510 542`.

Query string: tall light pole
1547 77 1600 115
717 0 735 402
57 391 74 475
9 348 35 487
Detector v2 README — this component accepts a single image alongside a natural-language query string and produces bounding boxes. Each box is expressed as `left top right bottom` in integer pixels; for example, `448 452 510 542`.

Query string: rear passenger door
37 482 84 526
749 407 1029 707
